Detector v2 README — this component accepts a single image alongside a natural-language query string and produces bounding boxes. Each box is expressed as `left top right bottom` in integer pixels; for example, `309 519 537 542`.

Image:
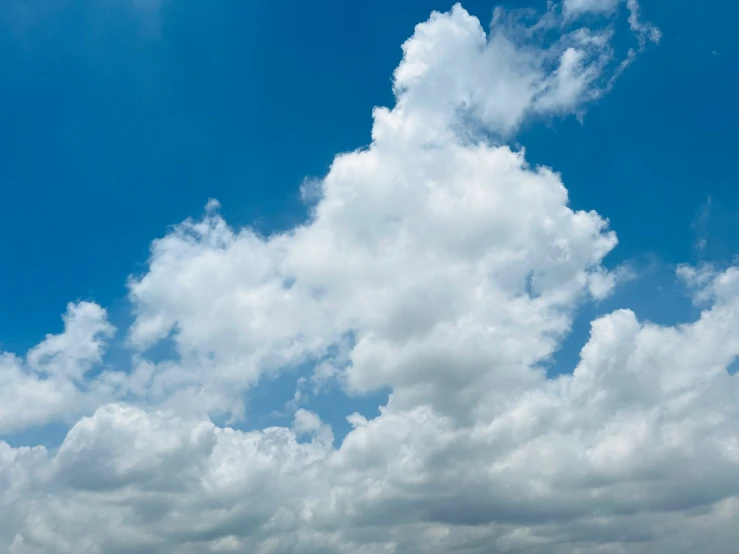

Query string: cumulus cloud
4 2 738 553
125 1 638 422
0 302 114 434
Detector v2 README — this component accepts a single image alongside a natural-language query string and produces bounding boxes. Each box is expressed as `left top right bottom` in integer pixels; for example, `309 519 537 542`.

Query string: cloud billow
2 2 739 553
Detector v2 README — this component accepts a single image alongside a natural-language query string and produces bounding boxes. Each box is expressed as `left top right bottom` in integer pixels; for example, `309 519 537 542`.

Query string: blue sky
2 2 739 551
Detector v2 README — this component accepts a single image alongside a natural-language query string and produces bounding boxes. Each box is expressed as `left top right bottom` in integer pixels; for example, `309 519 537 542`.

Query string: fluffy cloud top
0 302 114 434
3 2 738 553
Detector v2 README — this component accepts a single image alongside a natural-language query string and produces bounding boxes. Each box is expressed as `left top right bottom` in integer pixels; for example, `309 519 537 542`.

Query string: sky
0 0 738 552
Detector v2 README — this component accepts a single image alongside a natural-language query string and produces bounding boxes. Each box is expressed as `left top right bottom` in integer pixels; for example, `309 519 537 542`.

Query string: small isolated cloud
564 0 622 16
4 2 739 554
692 194 713 253
688 195 739 261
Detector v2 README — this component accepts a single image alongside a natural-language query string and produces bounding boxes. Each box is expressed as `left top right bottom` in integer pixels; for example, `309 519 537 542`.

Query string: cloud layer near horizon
3 3 738 553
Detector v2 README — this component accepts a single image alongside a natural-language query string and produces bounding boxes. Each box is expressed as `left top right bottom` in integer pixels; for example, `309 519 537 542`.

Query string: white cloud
564 0 660 47
626 0 662 45
5 2 738 553
125 2 637 423
564 0 622 16
25 302 114 381
388 3 630 138
0 302 115 434
5 288 739 552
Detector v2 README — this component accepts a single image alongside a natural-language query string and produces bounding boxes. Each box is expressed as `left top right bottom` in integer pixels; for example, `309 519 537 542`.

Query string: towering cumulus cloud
2 2 738 553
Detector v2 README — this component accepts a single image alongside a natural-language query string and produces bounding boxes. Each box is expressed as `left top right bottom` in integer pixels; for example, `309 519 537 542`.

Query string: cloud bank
3 2 739 553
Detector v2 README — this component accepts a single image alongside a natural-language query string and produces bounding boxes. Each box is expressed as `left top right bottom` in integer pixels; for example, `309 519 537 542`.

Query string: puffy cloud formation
0 302 115 434
124 2 630 422
3 2 739 553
